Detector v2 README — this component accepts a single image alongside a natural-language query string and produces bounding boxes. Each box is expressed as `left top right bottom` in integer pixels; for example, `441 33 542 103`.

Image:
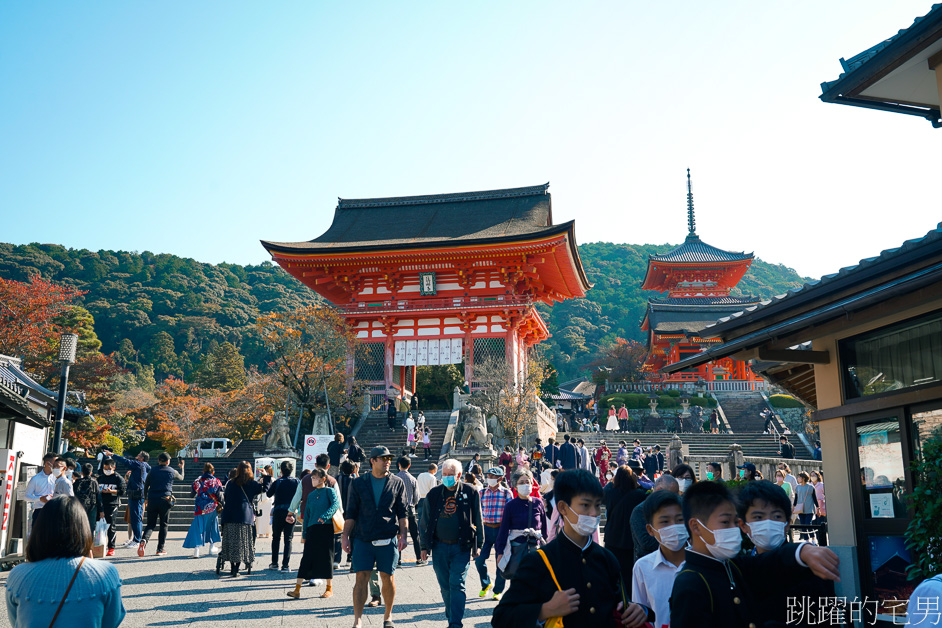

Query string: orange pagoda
261 184 590 406
640 171 764 389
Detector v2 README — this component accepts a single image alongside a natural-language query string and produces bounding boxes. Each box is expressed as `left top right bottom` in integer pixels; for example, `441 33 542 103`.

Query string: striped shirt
480 485 513 525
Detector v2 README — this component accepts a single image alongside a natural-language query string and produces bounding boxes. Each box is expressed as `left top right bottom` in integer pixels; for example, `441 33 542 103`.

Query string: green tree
415 365 464 410
57 305 102 356
143 331 180 380
195 341 247 392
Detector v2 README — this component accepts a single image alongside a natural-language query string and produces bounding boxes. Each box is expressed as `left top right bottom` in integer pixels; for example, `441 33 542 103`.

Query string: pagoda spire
686 168 696 236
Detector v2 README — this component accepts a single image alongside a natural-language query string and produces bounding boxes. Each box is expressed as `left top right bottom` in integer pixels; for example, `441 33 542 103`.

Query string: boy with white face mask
631 491 687 628
492 470 654 628
736 480 835 627
669 481 842 628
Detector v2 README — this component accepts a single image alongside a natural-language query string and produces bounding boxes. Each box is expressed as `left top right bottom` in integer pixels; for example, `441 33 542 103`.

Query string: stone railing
675 438 823 481
607 380 772 393
533 396 557 441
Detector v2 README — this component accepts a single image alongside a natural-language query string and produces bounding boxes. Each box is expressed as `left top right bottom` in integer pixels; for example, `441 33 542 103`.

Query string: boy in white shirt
631 490 687 628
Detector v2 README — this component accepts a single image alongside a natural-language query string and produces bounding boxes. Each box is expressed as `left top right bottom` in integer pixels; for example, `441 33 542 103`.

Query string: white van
177 438 233 459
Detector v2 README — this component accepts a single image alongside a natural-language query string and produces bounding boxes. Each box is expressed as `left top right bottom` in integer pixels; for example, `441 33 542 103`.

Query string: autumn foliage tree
257 306 363 433
0 276 85 368
590 337 647 383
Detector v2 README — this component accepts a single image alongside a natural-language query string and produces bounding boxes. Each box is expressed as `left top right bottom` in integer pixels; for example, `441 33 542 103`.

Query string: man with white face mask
632 491 687 628
474 468 513 601
53 457 75 497
98 457 127 557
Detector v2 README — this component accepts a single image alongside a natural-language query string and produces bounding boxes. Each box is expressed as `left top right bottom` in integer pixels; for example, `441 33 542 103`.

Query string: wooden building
261 184 590 407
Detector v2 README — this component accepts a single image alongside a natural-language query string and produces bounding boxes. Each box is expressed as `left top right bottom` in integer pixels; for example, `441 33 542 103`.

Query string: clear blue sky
1 1 938 279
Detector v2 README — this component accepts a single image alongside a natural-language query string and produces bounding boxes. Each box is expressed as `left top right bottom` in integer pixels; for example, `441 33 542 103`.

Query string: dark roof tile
649 235 753 264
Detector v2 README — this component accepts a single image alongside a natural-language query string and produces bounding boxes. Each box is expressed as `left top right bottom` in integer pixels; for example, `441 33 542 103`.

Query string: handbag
332 509 344 534
239 483 262 517
536 549 565 628
500 495 538 580
49 556 85 628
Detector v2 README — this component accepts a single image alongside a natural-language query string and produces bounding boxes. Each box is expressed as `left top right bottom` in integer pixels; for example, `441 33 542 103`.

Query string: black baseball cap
369 446 393 459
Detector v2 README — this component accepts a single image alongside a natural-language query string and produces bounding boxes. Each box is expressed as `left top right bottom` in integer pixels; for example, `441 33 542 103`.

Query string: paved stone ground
0 532 501 628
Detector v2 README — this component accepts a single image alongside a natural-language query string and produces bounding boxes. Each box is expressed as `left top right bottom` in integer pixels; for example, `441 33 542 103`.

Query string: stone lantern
648 394 660 418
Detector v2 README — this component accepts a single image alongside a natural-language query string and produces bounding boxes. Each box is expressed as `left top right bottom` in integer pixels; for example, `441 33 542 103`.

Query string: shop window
856 418 907 519
841 309 942 400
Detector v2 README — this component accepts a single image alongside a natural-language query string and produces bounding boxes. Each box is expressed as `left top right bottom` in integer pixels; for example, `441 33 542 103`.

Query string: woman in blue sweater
287 468 338 600
6 495 125 627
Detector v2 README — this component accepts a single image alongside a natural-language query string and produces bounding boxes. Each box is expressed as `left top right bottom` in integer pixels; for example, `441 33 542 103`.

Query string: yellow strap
536 549 562 591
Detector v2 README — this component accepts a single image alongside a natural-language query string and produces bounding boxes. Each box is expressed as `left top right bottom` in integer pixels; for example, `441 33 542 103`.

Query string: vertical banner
439 338 451 364
405 340 417 366
428 339 440 365
451 338 463 364
417 340 429 366
394 341 406 366
1 452 15 534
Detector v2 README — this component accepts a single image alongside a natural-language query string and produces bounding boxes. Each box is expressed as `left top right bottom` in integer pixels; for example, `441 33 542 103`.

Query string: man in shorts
342 446 409 628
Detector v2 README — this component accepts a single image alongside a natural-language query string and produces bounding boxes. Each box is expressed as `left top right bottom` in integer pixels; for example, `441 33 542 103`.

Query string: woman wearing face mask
601 465 647 591
495 469 547 577
671 463 696 495
288 469 338 600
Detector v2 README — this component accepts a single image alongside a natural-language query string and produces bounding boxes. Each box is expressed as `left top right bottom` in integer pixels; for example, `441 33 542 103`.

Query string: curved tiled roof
649 296 760 307
262 184 560 253
649 235 753 264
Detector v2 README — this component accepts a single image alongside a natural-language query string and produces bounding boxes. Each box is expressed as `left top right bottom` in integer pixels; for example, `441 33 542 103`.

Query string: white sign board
428 339 440 365
302 435 331 470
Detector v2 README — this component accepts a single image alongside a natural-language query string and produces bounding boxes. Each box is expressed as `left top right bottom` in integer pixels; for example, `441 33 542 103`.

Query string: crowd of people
11 424 837 628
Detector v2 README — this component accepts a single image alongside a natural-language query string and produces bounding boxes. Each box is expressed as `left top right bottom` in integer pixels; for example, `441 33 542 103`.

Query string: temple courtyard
0 532 496 628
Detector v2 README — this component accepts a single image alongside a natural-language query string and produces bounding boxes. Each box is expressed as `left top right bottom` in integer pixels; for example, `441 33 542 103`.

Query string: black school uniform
492 534 654 628
669 544 807 628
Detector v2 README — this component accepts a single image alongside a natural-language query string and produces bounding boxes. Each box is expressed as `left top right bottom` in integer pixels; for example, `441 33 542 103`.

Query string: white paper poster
405 340 417 366
451 338 463 362
303 434 331 470
428 339 440 365
394 342 406 365
870 493 894 518
439 339 451 364
417 340 429 366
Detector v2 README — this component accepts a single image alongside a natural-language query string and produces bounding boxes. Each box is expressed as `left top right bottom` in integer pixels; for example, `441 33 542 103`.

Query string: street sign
302 434 331 470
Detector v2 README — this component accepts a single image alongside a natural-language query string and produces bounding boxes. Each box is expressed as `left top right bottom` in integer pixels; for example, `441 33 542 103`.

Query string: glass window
912 406 942 459
867 535 915 621
841 309 942 399
856 418 907 519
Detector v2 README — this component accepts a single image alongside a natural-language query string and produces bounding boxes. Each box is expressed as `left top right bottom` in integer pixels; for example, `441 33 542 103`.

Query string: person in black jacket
630 474 678 562
602 465 647 591
418 458 483 628
138 453 184 557
97 458 126 557
268 459 300 571
779 435 796 460
342 446 408 628
347 436 365 465
558 434 577 471
219 461 270 576
492 470 652 628
327 433 346 477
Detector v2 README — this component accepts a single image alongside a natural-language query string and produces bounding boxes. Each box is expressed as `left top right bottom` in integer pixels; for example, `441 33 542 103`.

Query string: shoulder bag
239 483 262 517
49 556 85 628
536 549 564 628
500 496 539 580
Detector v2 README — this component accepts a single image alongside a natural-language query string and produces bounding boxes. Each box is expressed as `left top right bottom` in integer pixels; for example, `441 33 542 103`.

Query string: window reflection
857 419 907 519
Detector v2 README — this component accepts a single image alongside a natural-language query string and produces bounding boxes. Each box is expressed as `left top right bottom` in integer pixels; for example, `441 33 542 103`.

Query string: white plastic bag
95 518 108 547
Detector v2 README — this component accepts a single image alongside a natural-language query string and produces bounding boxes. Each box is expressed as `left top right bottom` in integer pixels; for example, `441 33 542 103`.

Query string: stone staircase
559 431 811 461
713 391 777 433
355 410 452 463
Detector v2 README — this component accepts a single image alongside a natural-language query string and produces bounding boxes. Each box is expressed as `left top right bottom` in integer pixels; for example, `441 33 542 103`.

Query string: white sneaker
308 579 323 587
333 562 341 569
122 539 138 548
192 548 201 558
210 544 220 555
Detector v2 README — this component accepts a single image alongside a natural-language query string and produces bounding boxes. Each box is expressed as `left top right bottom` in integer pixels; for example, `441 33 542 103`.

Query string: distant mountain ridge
0 241 810 382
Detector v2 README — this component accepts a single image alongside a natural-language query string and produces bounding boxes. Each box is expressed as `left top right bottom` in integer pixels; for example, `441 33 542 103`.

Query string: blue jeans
129 497 144 542
474 525 505 594
432 542 471 628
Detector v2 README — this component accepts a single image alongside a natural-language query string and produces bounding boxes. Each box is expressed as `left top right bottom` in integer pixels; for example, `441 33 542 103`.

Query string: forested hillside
0 243 320 380
537 242 810 380
0 241 810 382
